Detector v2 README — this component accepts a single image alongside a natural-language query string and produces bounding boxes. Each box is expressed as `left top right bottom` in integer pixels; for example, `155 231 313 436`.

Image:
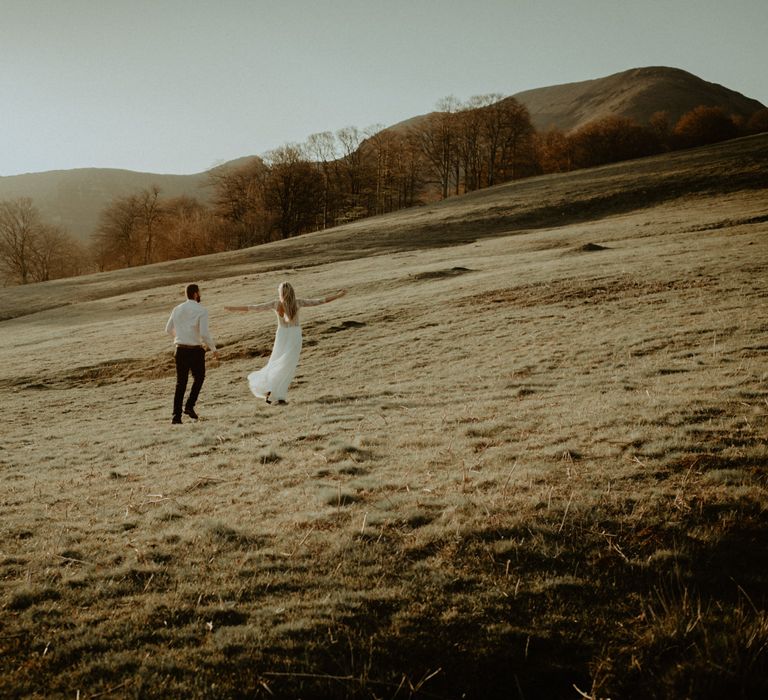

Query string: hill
0 134 767 698
0 167 210 242
511 65 766 132
386 66 765 137
0 156 259 243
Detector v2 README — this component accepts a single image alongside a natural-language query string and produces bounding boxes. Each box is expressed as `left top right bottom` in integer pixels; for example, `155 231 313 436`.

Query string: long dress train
247 324 302 401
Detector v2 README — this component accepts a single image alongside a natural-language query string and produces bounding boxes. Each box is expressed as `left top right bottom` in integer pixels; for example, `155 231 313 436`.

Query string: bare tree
0 197 42 284
0 198 85 284
472 95 536 185
495 99 537 181
336 126 366 202
139 185 164 265
306 131 339 228
364 125 396 214
455 98 486 192
60 237 91 278
208 158 270 248
30 224 70 282
158 196 222 260
263 144 324 238
413 98 462 200
93 193 141 269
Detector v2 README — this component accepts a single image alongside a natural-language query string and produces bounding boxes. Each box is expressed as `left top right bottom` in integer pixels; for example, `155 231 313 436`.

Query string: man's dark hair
185 283 200 299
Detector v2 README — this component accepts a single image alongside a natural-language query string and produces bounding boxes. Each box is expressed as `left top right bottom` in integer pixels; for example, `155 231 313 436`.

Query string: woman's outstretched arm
325 289 347 303
298 289 347 307
224 301 277 313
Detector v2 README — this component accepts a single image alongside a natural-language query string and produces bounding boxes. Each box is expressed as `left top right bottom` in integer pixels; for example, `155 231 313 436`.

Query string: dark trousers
173 346 206 417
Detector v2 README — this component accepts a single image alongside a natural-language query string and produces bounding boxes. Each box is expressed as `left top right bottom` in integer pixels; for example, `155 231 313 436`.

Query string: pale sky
1 0 765 176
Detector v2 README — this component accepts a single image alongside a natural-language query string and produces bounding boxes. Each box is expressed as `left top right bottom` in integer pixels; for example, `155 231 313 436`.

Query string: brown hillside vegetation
1 135 767 698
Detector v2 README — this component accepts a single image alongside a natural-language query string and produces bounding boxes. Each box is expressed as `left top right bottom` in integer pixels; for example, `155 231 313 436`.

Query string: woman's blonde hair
278 282 298 321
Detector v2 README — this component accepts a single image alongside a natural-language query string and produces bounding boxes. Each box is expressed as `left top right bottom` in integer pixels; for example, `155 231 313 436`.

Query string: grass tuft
6 585 60 611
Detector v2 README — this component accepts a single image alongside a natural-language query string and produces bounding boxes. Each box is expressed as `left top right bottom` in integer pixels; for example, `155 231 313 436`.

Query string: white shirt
165 299 217 350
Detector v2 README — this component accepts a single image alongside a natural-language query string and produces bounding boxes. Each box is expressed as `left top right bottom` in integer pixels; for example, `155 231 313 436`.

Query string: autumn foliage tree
672 106 739 149
534 129 573 173
746 108 768 135
569 116 662 168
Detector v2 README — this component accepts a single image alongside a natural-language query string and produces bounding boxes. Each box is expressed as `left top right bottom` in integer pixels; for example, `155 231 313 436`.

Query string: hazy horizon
2 0 766 177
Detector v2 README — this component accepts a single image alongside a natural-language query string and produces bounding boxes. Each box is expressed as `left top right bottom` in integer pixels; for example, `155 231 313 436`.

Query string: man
165 283 219 424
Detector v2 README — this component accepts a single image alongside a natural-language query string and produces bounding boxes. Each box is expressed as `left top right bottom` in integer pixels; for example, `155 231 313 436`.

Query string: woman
225 282 346 404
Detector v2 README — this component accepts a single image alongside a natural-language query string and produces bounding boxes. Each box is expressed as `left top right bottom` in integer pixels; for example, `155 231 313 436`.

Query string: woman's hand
327 289 347 302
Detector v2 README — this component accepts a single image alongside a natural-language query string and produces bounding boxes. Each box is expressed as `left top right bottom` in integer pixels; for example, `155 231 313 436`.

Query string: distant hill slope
0 67 764 243
0 157 260 243
510 66 765 132
0 168 211 242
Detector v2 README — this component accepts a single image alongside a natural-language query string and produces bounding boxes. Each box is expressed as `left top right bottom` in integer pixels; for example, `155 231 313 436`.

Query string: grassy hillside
1 135 767 698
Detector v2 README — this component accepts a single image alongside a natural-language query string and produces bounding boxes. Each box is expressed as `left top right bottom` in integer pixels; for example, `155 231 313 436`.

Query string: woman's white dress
246 298 324 401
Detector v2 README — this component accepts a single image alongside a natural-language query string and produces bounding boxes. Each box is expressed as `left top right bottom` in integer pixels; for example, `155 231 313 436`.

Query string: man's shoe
172 415 182 424
184 407 199 421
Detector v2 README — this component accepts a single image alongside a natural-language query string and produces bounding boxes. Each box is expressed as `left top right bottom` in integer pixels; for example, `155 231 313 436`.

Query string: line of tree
2 100 766 285
538 104 768 171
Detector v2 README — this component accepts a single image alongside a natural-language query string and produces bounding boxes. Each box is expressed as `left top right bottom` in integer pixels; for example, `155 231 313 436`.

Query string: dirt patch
463 274 717 308
323 319 367 333
568 242 611 253
412 266 473 281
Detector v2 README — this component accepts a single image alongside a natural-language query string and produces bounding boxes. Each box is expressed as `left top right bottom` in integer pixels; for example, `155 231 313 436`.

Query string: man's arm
198 309 217 352
165 310 175 337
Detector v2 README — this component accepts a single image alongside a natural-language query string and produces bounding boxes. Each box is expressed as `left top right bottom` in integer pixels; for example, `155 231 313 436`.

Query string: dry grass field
2 134 767 699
